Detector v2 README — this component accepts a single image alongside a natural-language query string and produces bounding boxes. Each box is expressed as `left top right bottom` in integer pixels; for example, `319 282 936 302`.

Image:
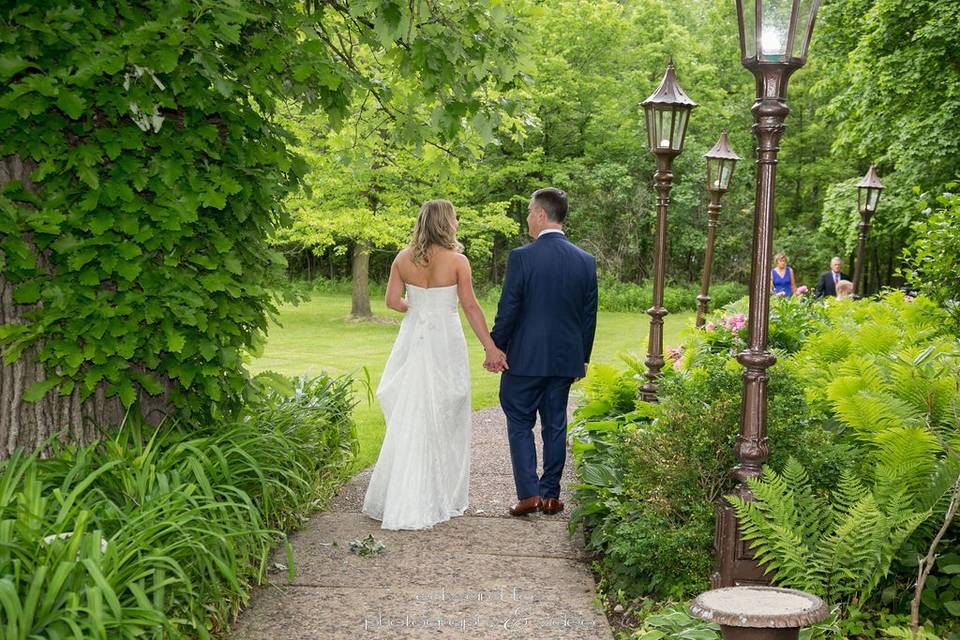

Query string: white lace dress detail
361 284 471 530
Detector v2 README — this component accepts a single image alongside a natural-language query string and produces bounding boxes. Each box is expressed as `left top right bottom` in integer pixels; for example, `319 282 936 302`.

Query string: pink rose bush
721 313 747 333
691 311 750 364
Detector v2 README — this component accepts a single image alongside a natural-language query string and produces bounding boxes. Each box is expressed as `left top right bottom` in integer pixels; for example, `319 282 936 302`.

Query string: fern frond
832 469 867 517
830 389 921 440
859 504 931 602
888 348 956 429
815 493 884 602
853 321 899 355
835 355 887 390
730 490 820 593
816 330 854 365
782 458 831 543
872 425 942 503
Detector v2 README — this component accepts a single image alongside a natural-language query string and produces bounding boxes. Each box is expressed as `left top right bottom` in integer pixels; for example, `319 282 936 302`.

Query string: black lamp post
696 131 741 328
639 61 697 403
713 0 821 587
853 164 884 297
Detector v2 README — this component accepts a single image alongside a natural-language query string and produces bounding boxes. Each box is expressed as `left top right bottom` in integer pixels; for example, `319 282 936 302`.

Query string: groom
486 188 599 517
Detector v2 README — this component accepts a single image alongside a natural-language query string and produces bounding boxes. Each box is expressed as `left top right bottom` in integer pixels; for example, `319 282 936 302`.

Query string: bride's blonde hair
409 199 463 266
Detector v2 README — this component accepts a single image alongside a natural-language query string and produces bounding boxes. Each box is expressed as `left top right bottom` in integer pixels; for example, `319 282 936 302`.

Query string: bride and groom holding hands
361 187 599 530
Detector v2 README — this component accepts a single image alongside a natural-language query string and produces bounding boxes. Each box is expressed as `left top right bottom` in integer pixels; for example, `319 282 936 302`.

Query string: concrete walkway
230 407 614 639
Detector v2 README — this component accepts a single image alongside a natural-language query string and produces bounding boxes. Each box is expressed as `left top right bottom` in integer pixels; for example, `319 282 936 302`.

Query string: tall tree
797 0 960 291
0 0 527 454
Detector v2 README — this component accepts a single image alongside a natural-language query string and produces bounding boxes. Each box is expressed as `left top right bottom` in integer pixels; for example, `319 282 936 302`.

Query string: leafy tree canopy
0 0 528 421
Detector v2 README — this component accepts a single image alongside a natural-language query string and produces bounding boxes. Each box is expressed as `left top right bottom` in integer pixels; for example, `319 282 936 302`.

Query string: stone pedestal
690 586 829 640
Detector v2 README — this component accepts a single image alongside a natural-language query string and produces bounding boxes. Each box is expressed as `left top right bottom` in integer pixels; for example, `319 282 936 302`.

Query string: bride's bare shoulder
393 247 413 264
434 248 468 263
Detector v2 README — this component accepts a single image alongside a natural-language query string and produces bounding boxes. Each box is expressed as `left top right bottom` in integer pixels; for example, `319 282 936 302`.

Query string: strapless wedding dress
361 284 471 529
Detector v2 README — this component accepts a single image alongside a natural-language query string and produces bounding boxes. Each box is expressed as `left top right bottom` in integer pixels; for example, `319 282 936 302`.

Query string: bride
361 199 507 530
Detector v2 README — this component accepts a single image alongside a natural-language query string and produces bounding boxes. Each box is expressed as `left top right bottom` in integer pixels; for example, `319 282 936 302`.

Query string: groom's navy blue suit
491 231 598 500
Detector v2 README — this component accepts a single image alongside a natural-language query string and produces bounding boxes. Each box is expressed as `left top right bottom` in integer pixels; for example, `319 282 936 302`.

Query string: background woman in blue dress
770 251 797 297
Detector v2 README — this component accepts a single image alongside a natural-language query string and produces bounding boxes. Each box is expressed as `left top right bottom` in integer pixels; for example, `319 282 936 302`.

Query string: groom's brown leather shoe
509 496 542 516
542 497 564 515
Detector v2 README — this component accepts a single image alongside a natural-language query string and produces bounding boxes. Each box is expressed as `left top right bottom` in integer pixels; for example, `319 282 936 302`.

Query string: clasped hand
483 345 508 373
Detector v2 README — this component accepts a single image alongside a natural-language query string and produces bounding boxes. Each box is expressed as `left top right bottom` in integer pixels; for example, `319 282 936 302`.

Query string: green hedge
596 278 747 314
0 372 357 639
282 276 746 315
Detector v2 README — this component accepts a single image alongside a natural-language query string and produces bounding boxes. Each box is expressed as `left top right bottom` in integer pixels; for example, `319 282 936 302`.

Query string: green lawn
249 292 694 472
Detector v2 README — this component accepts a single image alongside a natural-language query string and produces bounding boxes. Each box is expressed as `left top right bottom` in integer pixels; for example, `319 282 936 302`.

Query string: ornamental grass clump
0 372 357 639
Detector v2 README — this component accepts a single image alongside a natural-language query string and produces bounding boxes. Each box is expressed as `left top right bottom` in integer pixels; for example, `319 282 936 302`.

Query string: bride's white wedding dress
361 283 472 530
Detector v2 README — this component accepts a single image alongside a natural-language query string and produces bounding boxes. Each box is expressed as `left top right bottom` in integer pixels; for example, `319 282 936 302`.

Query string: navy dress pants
499 372 574 500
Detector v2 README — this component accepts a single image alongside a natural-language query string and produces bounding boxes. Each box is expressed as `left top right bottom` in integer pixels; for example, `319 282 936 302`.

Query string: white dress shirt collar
538 228 565 238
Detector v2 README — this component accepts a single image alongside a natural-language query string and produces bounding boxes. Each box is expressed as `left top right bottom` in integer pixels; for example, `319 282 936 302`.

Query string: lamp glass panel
741 0 757 59
645 108 656 151
867 188 881 210
671 109 688 150
793 0 815 58
720 162 734 189
707 157 719 189
656 109 675 151
760 0 793 60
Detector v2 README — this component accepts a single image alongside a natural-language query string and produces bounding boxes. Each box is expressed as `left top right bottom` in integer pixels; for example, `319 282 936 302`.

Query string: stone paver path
230 407 614 639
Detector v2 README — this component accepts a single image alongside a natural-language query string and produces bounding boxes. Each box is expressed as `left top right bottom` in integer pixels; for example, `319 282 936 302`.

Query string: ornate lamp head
857 164 884 214
705 131 741 193
641 61 697 155
735 0 820 67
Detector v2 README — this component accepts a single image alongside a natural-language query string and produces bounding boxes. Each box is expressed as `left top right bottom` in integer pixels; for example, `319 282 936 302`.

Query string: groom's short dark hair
532 188 568 223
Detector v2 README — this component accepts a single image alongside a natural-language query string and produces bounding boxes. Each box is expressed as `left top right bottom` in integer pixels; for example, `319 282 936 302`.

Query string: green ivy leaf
165 329 186 354
199 273 229 292
118 379 137 407
133 371 163 395
223 255 243 274
117 243 142 259
23 376 62 403
56 90 86 119
0 55 30 81
12 279 42 304
115 260 141 281
76 165 99 189
201 189 227 209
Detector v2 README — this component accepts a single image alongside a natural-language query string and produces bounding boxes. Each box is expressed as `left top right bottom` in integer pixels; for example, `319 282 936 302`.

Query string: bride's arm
456 256 501 355
384 254 409 313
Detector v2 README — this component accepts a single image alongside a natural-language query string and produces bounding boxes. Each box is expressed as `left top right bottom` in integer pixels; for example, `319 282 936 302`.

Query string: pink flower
705 321 716 331
666 345 684 362
721 313 747 333
796 285 809 295
776 291 786 297
905 295 915 302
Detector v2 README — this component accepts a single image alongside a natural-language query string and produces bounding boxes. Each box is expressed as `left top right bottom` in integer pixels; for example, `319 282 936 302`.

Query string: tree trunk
0 155 173 459
872 242 882 295
350 242 372 318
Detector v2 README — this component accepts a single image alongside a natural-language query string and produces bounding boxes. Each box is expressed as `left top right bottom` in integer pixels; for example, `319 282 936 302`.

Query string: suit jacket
814 271 849 298
491 232 598 378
